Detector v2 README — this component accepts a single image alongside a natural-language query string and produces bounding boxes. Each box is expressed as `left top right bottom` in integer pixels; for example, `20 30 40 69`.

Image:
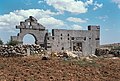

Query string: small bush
0 39 3 45
6 40 19 46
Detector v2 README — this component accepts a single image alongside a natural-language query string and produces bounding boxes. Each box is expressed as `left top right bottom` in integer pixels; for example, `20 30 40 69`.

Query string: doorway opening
73 42 82 52
23 34 36 45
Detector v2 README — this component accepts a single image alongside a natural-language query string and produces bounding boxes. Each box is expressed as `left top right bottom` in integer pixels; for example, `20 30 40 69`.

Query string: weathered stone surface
0 45 44 57
95 48 120 57
11 16 47 45
11 16 100 56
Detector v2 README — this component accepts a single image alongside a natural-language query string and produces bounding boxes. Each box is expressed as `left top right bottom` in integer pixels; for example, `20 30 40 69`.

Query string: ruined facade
11 16 48 47
11 16 100 56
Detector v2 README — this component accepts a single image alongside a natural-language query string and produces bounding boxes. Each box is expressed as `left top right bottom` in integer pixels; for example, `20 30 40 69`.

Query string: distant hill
100 43 120 49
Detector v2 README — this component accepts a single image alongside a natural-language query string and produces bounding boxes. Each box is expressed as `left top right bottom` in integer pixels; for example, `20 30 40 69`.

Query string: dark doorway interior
73 42 82 52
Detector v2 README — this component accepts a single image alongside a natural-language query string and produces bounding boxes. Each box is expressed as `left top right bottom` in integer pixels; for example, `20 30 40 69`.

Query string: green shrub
6 40 19 46
0 39 3 45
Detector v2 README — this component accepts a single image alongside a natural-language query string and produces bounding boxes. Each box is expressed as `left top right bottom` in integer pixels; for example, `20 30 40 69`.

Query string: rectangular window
47 46 51 48
61 47 64 50
67 34 69 36
52 37 54 40
84 37 86 41
71 37 74 40
95 38 100 40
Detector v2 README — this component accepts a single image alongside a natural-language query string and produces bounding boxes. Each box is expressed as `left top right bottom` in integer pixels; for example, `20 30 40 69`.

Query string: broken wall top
16 16 45 30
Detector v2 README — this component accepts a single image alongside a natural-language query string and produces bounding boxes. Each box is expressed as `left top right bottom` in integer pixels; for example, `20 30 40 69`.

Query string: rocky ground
0 56 119 81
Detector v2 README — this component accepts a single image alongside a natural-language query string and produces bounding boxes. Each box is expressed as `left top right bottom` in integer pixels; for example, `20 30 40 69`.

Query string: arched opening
23 34 36 45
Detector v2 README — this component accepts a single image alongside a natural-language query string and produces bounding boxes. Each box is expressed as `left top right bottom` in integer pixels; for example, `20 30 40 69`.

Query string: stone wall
47 25 100 56
11 16 100 56
0 45 44 57
11 16 48 46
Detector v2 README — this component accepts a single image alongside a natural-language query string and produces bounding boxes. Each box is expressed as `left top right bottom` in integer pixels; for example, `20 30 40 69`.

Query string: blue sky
0 0 120 44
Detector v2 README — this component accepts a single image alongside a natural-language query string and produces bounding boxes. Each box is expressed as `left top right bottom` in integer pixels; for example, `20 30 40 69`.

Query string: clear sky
0 0 120 44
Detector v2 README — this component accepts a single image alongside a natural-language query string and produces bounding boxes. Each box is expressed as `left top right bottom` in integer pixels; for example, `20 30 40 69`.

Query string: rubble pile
95 48 120 57
50 51 80 59
95 49 109 56
0 45 44 57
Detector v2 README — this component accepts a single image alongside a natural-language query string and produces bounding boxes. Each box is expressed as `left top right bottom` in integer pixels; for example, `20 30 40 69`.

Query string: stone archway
23 33 37 44
11 16 48 47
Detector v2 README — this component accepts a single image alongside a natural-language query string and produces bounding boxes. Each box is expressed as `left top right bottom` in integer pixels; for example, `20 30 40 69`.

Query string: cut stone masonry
11 16 100 56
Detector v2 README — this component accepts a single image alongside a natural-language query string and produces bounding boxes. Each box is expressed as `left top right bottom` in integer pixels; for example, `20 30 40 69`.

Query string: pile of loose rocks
0 45 44 57
95 48 120 57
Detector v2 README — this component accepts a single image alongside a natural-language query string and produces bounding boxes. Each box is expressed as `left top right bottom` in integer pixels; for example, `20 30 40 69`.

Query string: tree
6 40 19 46
0 39 3 45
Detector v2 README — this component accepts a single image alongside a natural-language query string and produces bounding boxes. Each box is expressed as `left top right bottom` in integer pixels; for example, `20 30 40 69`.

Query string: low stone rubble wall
0 45 44 57
0 45 119 58
95 48 120 57
0 44 82 58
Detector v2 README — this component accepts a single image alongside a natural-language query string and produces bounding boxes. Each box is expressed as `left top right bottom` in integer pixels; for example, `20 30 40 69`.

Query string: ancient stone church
11 16 100 56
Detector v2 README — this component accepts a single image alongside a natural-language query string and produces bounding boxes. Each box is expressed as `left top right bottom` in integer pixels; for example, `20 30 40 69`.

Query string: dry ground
0 56 119 81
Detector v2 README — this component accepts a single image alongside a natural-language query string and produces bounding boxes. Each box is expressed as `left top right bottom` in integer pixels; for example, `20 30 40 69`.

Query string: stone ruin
11 16 100 56
11 16 47 46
